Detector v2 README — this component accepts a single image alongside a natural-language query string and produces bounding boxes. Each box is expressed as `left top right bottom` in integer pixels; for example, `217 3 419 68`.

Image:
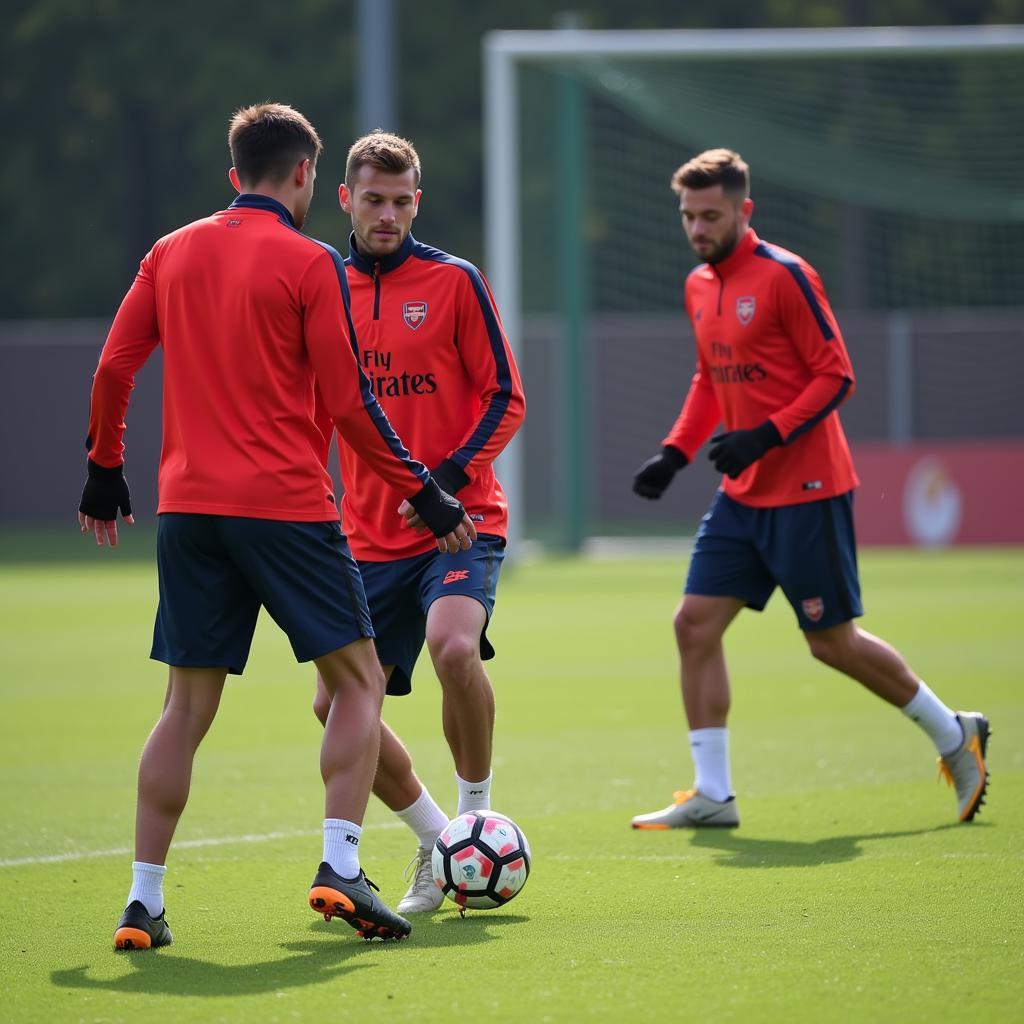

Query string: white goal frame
483 25 1024 553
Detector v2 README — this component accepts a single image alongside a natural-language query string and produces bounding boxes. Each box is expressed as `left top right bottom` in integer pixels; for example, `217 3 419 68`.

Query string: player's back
149 198 341 521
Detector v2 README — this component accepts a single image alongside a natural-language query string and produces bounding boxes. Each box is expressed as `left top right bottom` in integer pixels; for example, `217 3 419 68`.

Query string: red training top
664 228 859 506
86 194 428 521
322 233 525 560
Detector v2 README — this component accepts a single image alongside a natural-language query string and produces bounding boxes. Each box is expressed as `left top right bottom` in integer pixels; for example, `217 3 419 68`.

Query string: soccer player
630 148 989 830
78 103 477 949
309 131 525 912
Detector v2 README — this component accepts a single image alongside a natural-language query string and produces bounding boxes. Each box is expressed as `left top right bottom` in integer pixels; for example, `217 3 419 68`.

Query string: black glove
429 458 470 497
632 446 689 500
79 459 133 520
708 421 782 479
408 478 467 537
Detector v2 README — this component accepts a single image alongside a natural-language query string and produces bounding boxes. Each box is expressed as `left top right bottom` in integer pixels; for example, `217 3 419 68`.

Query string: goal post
484 25 1024 553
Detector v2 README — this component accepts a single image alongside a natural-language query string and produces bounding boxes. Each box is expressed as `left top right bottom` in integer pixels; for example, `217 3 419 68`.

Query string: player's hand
78 459 135 548
399 500 477 553
707 421 782 479
632 446 689 500
406 479 478 552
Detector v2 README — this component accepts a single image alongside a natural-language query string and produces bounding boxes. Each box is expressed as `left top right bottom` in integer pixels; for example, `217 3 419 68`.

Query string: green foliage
2 0 1021 316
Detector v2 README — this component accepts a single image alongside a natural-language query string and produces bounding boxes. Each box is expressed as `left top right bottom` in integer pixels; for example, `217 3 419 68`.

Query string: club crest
736 296 756 326
403 301 428 330
801 597 824 623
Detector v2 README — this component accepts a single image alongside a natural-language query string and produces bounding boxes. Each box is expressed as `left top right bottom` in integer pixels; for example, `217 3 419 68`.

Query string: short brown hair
345 130 421 189
228 103 323 188
671 148 749 200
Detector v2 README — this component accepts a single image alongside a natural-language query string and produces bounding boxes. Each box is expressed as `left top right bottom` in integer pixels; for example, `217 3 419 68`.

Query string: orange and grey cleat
938 711 990 822
309 862 412 941
631 788 740 829
114 900 173 950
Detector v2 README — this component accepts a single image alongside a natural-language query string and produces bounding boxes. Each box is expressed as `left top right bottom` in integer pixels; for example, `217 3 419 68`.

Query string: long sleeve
87 254 161 467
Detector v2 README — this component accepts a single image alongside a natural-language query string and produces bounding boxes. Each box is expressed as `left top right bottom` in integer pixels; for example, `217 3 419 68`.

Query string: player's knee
311 691 331 727
673 603 715 654
805 631 850 671
430 633 482 687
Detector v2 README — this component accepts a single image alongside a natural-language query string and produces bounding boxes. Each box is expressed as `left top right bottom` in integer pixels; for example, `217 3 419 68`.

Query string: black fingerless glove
79 459 133 520
408 478 466 537
429 458 471 497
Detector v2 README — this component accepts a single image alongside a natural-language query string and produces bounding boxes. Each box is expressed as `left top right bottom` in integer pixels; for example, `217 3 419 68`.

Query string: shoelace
363 875 380 893
403 848 433 886
672 788 697 805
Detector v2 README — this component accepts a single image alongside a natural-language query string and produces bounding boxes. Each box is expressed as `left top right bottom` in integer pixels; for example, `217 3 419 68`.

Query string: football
431 810 531 910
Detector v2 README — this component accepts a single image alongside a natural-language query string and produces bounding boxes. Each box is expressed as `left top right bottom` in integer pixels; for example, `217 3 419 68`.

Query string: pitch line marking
0 821 404 868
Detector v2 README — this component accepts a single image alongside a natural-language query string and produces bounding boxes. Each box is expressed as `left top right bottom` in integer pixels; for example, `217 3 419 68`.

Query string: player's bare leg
802 621 920 706
314 639 387 825
804 620 988 821
135 666 227 865
308 640 410 939
313 670 449 913
115 666 226 948
425 595 494 806
632 595 744 830
674 595 746 729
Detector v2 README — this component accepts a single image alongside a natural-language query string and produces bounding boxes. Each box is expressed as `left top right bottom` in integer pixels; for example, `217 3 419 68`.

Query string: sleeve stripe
416 248 514 469
307 235 427 484
754 243 835 341
784 376 852 444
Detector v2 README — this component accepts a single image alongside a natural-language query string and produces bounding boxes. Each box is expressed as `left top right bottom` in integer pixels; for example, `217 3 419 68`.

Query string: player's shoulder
410 240 485 283
750 238 820 281
684 262 714 289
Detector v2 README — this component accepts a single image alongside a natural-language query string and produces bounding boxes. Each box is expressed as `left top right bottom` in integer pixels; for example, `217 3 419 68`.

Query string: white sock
901 680 964 757
395 787 450 848
689 728 733 802
456 771 492 815
126 861 166 917
323 818 362 879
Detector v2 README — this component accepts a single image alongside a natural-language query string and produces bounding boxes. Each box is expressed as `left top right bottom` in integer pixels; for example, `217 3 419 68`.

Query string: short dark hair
345 130 421 189
228 103 323 188
671 148 749 200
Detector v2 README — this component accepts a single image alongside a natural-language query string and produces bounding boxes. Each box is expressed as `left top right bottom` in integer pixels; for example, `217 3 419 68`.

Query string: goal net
484 27 1024 550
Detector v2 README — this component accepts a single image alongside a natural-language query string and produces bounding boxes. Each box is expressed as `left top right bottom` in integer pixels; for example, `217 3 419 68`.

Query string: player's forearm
448 382 525 481
768 372 854 445
662 371 720 459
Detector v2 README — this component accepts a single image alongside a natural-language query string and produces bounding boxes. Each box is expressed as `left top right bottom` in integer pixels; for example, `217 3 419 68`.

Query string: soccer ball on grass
431 810 531 911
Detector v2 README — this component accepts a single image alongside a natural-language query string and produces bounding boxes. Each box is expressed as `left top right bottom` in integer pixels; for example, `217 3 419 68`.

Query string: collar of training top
708 227 759 276
347 231 416 275
228 193 296 227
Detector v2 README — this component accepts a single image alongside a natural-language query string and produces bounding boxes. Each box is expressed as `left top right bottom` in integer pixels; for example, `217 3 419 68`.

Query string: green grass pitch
1 546 1021 1022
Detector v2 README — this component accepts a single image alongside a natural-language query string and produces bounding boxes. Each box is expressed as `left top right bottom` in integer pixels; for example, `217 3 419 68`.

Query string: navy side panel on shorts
685 491 862 631
359 534 505 696
152 514 373 674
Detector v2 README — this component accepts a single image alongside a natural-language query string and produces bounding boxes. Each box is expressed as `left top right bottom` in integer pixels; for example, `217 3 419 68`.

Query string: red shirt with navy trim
86 194 428 521
326 233 525 560
664 228 859 506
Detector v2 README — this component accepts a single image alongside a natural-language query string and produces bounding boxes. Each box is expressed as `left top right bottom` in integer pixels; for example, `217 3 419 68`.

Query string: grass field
1 546 1021 1023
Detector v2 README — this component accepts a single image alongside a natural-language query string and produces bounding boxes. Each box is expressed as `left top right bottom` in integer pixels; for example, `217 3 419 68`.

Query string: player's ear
228 167 242 194
741 196 754 219
412 189 422 219
295 158 312 187
339 183 352 213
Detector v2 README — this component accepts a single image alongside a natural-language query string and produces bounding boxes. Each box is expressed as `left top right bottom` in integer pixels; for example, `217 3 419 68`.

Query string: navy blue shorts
358 534 506 697
685 491 863 632
151 514 374 674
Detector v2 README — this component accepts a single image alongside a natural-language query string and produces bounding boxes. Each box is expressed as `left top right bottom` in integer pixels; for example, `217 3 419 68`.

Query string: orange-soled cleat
308 862 411 941
114 900 172 950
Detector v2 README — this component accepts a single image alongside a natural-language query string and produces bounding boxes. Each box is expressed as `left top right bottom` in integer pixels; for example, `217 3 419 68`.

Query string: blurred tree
1 0 1020 316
